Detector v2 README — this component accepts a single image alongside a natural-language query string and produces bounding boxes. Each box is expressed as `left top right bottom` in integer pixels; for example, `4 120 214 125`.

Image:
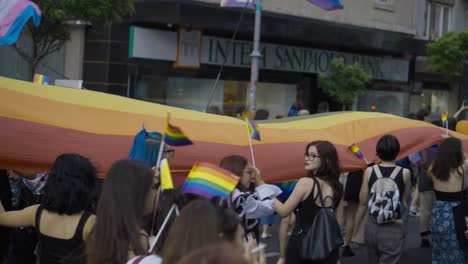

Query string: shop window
356 90 408 117
133 76 296 118
419 89 450 116
424 1 452 40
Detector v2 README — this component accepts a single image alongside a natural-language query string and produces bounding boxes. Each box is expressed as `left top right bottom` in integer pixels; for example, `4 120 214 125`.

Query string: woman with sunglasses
219 155 281 245
274 141 343 264
86 159 161 264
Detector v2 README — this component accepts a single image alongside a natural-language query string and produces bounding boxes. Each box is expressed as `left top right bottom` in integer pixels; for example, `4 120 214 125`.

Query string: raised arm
453 104 468 120
274 178 309 217
0 202 38 228
359 167 372 206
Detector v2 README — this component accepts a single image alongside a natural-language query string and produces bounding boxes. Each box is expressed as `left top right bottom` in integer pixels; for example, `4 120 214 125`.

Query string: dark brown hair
431 137 464 181
162 199 221 264
305 141 343 203
219 155 249 192
86 159 154 264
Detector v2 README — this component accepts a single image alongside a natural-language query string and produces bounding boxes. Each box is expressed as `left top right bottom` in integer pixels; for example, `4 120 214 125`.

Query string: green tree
426 30 468 80
14 0 134 80
319 58 370 110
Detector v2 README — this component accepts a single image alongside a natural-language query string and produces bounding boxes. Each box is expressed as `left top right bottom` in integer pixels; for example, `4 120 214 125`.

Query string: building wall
0 33 64 82
196 0 417 34
453 0 468 32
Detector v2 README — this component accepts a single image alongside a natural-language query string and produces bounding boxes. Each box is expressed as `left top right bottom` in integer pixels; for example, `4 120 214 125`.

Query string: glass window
424 2 452 40
133 76 297 119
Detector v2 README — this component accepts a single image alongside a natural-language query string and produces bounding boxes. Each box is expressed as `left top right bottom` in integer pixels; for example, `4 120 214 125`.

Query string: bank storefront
128 26 411 117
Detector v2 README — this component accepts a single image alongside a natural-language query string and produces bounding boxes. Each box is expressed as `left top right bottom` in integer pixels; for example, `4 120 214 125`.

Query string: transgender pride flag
306 0 343 10
0 0 41 46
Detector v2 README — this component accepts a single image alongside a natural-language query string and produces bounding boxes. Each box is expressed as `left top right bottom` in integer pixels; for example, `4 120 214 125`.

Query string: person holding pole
219 155 281 245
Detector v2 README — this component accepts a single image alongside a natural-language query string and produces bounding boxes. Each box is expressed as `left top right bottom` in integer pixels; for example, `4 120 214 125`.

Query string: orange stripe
193 162 240 185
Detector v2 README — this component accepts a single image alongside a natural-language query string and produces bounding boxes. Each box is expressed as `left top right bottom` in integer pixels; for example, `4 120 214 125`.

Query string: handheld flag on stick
160 158 174 190
182 161 240 199
246 118 261 167
164 119 193 146
442 112 448 136
156 113 193 169
348 143 369 164
306 0 343 10
246 118 261 141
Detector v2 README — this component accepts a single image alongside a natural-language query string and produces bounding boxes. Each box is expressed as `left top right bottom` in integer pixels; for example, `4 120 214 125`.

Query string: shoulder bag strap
373 165 383 179
312 178 325 207
389 166 402 180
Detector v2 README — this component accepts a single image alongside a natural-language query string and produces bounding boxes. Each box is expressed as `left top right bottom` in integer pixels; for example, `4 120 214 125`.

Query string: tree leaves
319 58 370 108
426 30 468 80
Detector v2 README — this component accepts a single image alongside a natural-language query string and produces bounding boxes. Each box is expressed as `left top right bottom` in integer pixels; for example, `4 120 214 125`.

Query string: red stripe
1 116 466 182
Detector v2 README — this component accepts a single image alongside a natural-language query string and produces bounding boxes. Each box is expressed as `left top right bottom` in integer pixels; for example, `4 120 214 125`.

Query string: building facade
1 0 465 119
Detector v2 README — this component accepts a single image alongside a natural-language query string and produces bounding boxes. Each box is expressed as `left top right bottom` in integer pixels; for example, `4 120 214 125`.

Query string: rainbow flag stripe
164 121 192 146
182 161 240 199
349 143 364 159
442 112 448 128
2 77 468 180
246 118 261 141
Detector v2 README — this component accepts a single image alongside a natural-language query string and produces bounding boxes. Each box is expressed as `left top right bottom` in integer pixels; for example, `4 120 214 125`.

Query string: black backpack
301 178 343 261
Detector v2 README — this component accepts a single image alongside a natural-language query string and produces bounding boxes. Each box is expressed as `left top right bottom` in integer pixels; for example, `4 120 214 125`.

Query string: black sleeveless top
294 178 335 235
35 206 91 264
435 190 467 202
368 166 405 202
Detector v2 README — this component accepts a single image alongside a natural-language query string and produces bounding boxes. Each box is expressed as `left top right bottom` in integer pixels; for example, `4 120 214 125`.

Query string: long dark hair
86 159 154 264
305 141 342 203
431 138 464 181
42 153 97 214
162 199 220 264
219 155 250 192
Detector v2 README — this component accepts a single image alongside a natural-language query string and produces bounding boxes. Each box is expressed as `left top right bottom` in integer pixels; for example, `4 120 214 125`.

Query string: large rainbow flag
0 77 467 182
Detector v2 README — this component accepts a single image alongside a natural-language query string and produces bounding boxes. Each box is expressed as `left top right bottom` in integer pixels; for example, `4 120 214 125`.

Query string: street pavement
261 214 432 264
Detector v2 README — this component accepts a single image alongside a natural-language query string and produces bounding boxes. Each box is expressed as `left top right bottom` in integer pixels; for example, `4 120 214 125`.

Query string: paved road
260 215 432 264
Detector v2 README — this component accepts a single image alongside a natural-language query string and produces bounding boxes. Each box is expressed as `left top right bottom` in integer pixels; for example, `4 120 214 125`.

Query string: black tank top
293 178 335 234
35 206 91 264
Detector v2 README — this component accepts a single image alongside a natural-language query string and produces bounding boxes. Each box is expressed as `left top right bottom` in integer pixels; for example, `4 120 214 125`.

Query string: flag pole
248 135 256 167
156 112 170 169
363 157 370 165
249 0 262 113
148 203 176 253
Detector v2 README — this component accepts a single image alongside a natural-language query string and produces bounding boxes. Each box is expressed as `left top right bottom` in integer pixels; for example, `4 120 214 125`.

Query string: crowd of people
0 104 467 264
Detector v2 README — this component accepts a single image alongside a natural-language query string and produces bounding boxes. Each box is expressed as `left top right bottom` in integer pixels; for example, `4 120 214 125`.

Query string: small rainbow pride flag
33 74 49 85
164 119 193 146
349 143 364 159
246 118 261 141
182 161 240 199
441 112 448 128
